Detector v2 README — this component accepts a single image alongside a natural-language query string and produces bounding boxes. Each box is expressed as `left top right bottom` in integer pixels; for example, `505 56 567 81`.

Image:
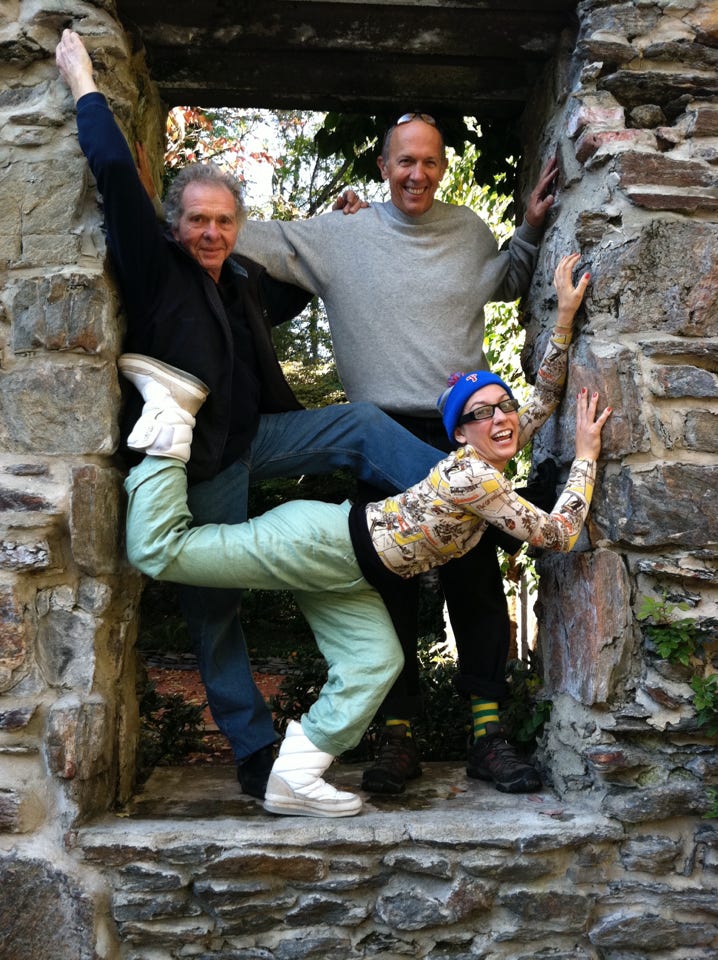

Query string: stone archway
1 2 717 957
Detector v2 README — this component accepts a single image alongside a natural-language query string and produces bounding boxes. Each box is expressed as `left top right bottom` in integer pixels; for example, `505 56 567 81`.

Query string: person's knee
125 524 172 580
349 400 387 428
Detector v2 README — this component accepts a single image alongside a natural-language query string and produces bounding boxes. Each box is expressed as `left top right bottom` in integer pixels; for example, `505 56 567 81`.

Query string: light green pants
124 457 403 756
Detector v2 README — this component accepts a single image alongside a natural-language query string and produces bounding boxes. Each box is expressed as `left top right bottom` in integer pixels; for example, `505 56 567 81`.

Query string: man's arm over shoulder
236 213 346 298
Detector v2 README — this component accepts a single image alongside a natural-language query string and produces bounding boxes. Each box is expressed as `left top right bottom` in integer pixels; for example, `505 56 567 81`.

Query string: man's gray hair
164 163 247 230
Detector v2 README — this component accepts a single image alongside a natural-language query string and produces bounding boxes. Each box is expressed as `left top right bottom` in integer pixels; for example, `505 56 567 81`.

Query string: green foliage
137 580 192 655
502 654 552 746
690 674 718 736
638 591 718 735
704 788 718 820
637 594 703 666
137 681 205 780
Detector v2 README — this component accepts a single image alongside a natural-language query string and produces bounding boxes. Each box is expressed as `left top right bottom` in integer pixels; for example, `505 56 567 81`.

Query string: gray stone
45 695 110 781
589 221 718 338
0 535 57 571
36 605 97 692
0 583 29 692
539 549 632 706
276 937 352 960
602 780 709 823
462 850 556 882
10 272 119 355
112 889 199 922
0 855 96 959
648 364 718 399
0 359 120 454
498 889 593 930
595 463 718 549
382 850 452 879
286 893 369 927
589 909 717 949
685 411 718 452
0 704 35 730
69 464 124 575
619 835 682 872
375 876 492 930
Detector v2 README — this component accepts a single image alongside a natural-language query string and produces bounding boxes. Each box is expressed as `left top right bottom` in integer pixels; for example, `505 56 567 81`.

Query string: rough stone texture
63 775 718 960
0 855 97 960
538 548 633 706
0 1 717 958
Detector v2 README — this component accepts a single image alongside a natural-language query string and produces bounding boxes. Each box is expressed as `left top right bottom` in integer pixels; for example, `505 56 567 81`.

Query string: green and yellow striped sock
471 698 499 739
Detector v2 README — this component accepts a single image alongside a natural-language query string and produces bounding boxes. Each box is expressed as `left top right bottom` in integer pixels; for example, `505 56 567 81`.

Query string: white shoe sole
118 354 209 415
263 793 362 818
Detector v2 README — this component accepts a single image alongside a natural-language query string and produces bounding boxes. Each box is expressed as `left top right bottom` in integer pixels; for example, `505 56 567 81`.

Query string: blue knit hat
437 370 514 441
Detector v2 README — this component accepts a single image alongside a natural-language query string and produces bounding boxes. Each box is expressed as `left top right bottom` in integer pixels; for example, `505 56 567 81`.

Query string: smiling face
377 120 448 217
172 181 240 282
453 383 520 471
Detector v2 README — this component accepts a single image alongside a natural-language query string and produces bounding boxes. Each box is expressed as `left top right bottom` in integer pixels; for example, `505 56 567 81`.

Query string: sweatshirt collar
382 199 447 227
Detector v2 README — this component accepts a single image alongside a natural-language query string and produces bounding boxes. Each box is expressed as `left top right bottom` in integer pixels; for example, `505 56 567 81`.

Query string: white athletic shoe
118 354 209 463
263 720 362 818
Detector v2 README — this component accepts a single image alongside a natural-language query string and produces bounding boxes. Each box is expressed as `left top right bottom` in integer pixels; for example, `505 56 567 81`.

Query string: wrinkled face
454 383 520 471
377 120 448 216
172 182 239 281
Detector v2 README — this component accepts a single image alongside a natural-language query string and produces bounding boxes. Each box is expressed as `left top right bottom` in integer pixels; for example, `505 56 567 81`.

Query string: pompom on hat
437 370 514 441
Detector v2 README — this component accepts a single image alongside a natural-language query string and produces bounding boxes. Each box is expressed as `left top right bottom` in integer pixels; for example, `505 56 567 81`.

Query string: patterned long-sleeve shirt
354 329 597 581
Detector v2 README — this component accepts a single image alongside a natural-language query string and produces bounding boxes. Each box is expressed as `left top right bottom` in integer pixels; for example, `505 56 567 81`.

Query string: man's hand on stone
525 155 558 229
56 29 98 103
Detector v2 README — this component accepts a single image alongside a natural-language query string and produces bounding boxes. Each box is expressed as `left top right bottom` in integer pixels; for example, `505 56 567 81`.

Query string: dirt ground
147 666 283 765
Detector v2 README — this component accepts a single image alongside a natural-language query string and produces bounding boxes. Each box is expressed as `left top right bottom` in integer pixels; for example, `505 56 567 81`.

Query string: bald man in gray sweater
237 113 557 796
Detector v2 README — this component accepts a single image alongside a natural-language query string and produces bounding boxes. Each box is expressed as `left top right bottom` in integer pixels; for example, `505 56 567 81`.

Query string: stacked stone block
519 0 718 817
0 5 156 942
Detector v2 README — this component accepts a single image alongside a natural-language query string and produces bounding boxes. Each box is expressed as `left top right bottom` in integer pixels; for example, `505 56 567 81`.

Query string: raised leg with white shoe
119 354 404 818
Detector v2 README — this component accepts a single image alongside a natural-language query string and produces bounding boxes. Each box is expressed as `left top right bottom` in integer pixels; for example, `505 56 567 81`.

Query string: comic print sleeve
465 454 597 552
516 329 572 449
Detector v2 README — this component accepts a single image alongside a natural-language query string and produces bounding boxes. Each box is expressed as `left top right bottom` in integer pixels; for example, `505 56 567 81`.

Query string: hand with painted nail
574 388 612 461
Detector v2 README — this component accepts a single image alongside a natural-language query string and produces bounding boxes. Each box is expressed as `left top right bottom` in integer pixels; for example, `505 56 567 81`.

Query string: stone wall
0 0 716 957
0 2 161 946
518 0 718 820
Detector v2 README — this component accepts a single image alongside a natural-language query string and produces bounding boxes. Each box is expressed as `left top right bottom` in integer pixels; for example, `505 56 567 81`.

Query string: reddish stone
616 150 714 188
575 129 651 164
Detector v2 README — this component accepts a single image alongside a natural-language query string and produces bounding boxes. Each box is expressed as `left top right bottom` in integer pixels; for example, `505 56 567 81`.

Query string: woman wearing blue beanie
121 254 611 818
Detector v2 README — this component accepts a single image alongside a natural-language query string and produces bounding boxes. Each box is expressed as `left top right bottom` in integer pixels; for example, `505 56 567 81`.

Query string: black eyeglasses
396 112 437 127
457 398 520 426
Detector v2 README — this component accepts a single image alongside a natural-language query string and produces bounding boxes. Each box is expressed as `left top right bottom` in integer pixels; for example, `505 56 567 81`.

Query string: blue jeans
179 402 441 761
126 459 404 757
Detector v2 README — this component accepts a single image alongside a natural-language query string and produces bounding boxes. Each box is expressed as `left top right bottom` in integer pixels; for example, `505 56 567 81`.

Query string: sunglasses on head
457 398 520 426
396 112 437 127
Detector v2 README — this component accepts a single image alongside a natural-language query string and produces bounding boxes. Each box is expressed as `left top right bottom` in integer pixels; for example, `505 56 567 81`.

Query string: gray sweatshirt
237 200 541 417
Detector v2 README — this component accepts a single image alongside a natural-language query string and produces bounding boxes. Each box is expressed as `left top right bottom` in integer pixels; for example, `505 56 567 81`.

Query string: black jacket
76 93 309 482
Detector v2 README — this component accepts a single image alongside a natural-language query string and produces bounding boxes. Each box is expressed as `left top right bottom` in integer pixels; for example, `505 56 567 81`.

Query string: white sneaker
263 721 362 818
118 355 209 463
118 354 209 416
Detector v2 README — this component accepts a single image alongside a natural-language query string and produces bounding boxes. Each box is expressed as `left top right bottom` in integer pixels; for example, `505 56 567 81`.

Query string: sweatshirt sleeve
236 218 329 297
493 218 542 302
75 92 167 317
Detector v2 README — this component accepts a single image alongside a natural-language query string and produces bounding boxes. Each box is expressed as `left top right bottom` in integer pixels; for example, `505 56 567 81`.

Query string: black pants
358 412 519 718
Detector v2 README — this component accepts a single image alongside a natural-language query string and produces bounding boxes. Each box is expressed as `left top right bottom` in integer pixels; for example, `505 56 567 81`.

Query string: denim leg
180 458 278 761
248 403 441 493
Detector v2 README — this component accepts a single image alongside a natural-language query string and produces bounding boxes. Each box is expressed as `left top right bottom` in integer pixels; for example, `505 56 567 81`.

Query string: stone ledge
74 763 624 854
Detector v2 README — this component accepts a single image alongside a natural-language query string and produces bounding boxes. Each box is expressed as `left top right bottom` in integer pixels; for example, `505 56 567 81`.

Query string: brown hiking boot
466 721 541 793
361 724 422 794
